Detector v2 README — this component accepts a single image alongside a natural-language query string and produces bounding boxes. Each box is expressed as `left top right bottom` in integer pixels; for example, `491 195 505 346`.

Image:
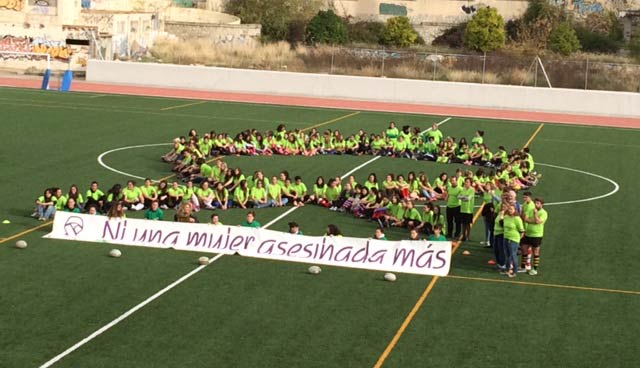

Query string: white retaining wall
86 60 640 118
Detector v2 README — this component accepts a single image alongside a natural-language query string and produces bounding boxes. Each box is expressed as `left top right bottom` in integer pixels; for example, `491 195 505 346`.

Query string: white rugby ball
198 256 210 265
308 265 322 275
15 240 28 249
109 249 122 258
384 272 397 282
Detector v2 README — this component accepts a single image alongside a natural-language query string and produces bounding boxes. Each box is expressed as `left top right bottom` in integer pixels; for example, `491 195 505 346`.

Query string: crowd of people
33 123 547 276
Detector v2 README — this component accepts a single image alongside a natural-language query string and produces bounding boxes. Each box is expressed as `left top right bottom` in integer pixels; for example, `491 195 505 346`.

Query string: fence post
381 46 385 77
330 44 335 74
482 52 487 84
432 49 437 80
584 58 589 90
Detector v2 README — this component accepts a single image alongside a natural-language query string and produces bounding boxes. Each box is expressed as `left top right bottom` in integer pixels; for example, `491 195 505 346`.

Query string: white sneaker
133 203 145 211
160 205 168 210
528 269 538 276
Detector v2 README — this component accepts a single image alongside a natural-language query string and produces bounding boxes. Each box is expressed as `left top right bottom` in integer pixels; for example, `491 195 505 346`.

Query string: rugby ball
15 240 27 249
109 249 122 258
308 265 322 275
198 256 210 265
384 272 397 282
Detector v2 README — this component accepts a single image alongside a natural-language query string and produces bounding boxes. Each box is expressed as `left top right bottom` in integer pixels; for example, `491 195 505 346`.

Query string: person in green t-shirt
427 224 447 241
167 182 184 209
386 121 399 141
373 227 387 240
458 177 476 241
35 188 56 221
196 181 215 209
63 197 81 213
122 180 145 211
445 177 462 239
520 198 548 276
145 200 164 221
210 213 223 225
141 178 158 208
241 211 261 228
85 181 105 213
500 204 525 277
233 180 250 209
408 228 422 241
250 180 269 208
267 176 287 207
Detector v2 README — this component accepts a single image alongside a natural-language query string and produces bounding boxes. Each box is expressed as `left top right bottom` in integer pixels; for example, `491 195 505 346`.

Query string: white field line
97 143 171 180
41 114 453 368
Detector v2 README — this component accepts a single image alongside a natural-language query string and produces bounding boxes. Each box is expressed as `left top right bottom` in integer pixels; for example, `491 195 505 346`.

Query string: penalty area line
42 117 452 367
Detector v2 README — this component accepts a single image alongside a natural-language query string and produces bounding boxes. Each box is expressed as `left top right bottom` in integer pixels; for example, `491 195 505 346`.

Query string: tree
225 0 322 41
464 7 506 52
305 10 348 45
382 16 420 47
630 27 640 62
548 22 581 56
519 0 563 49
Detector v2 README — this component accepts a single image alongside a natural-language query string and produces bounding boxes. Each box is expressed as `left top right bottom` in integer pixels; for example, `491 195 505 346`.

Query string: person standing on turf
520 191 535 270
241 211 261 228
500 205 525 278
459 177 475 241
521 198 548 275
444 176 462 239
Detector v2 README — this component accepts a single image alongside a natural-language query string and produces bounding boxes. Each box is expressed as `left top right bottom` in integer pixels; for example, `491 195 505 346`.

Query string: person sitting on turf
325 224 342 236
145 200 164 221
288 221 303 235
35 188 56 221
174 202 197 223
210 213 223 225
107 201 126 219
241 210 261 228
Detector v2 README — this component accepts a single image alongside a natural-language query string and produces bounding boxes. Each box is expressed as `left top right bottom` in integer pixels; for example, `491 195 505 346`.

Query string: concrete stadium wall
86 60 640 118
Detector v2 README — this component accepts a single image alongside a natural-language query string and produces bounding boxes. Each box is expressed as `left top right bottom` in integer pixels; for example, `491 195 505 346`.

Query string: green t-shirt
140 185 157 199
313 184 325 198
86 189 104 201
145 208 164 220
446 184 462 208
525 208 547 237
404 208 422 222
200 163 213 178
196 187 214 199
267 184 282 200
503 215 524 243
459 187 475 214
324 186 340 201
386 127 399 140
123 187 142 202
388 203 404 219
167 187 184 198
424 129 443 145
522 201 535 228
241 220 262 228
234 187 248 203
364 181 378 191
292 182 307 196
64 207 81 213
182 187 195 203
427 234 447 241
54 196 66 210
250 187 267 201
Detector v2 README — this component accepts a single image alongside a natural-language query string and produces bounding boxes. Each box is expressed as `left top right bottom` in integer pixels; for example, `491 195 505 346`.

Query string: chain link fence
296 46 640 92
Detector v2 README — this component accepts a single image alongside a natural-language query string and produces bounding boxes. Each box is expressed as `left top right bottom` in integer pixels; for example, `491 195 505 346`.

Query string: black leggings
446 206 461 238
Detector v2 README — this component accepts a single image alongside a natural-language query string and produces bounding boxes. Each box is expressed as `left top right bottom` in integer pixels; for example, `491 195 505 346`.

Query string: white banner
45 212 451 276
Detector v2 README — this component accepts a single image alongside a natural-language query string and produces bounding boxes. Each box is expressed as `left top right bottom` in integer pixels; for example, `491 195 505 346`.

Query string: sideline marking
538 138 640 148
97 143 171 180
87 94 107 99
301 111 360 132
373 206 484 368
160 100 206 111
375 123 543 367
44 117 452 367
0 221 53 245
445 275 640 296
523 123 544 149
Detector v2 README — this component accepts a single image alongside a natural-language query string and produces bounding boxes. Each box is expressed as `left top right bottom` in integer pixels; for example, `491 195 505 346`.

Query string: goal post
0 51 52 90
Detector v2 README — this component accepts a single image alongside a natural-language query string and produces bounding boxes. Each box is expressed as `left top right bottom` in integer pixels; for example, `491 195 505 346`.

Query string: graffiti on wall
572 0 605 14
0 0 25 11
28 0 58 15
0 36 73 60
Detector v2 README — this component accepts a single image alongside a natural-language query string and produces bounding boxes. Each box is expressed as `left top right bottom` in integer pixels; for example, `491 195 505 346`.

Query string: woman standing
500 205 525 277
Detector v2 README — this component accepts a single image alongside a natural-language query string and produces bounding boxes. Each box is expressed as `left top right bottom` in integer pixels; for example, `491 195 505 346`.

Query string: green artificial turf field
0 86 638 367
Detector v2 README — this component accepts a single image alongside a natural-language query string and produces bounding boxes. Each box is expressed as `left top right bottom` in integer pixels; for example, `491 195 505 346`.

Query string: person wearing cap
520 198 548 276
519 191 535 271
288 222 303 235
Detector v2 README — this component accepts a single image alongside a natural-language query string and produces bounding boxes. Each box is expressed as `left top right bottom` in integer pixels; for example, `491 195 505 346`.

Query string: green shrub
225 0 322 41
305 10 348 45
549 22 581 56
630 28 640 61
347 21 385 44
464 7 506 52
574 26 621 53
382 16 420 47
